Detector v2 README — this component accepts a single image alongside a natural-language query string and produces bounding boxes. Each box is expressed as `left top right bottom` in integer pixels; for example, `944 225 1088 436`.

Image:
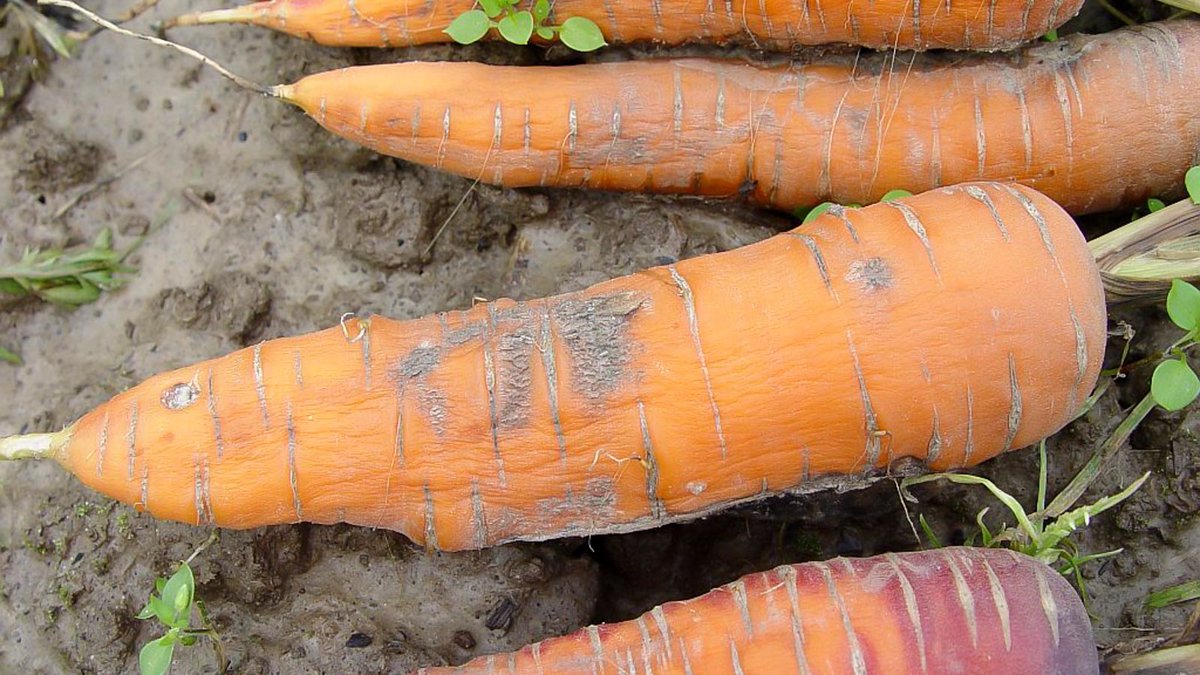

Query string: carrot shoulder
6 182 1105 550
173 0 1082 51
272 20 1200 216
414 547 1099 674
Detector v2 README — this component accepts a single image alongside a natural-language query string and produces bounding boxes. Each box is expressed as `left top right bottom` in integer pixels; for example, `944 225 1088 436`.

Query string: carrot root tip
167 7 254 27
0 430 69 462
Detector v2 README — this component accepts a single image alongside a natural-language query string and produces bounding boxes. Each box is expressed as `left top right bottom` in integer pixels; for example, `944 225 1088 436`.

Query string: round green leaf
1043 28 1059 42
880 189 913 202
532 0 551 23
1187 166 1200 205
1166 278 1200 332
139 637 176 675
1152 359 1200 411
161 564 195 623
445 10 491 44
1147 198 1166 213
801 202 834 225
559 16 607 52
536 25 555 40
477 0 503 18
497 11 534 45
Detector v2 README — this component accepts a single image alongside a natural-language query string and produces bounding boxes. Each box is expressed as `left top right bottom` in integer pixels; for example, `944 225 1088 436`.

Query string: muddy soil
0 1 1196 673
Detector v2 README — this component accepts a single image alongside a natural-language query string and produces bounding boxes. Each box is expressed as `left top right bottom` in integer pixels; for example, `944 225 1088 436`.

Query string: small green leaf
1166 278 1200 332
1044 28 1058 41
136 603 157 620
139 636 176 675
1152 359 1200 411
536 25 555 40
880 189 913 202
1147 198 1166 213
148 595 175 626
161 564 195 624
497 11 534 44
179 634 198 647
0 345 20 365
532 0 551 23
801 202 834 225
559 16 606 52
155 577 167 594
444 10 491 44
477 0 504 18
1187 166 1200 205
1146 580 1200 609
37 282 101 306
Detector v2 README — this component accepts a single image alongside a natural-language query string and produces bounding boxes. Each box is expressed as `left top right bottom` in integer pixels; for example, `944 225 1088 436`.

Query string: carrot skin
179 0 1083 51
53 183 1105 549
414 547 1099 674
278 20 1200 216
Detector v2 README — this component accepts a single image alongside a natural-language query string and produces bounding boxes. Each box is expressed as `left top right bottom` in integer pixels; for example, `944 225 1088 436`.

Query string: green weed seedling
446 0 606 51
0 227 136 364
136 537 225 675
902 441 1148 596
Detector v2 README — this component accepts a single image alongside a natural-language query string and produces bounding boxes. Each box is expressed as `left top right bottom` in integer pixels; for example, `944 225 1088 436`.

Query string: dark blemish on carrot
553 292 647 402
160 382 200 410
536 477 618 530
492 305 536 428
846 257 893 292
396 344 440 379
445 322 485 346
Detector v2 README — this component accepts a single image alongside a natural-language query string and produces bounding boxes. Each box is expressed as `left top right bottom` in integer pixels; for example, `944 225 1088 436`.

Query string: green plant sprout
0 0 75 97
1 228 136 307
136 534 225 675
1146 580 1200 609
0 227 137 363
901 441 1149 595
795 188 910 224
446 0 606 51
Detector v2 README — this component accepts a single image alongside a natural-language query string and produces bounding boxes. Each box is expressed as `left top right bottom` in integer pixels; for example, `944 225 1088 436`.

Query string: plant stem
0 430 68 460
1037 392 1156 520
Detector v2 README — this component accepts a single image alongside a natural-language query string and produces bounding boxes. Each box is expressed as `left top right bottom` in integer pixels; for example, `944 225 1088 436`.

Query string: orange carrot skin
416 547 1099 674
279 20 1200 216
201 0 1082 51
55 183 1105 550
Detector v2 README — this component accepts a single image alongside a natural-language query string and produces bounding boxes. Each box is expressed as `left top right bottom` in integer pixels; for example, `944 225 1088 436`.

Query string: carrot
169 0 1083 52
413 547 1100 674
261 20 1200 216
0 183 1106 550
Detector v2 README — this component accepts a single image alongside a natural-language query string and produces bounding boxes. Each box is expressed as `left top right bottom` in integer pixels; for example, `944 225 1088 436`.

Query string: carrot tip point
0 430 70 462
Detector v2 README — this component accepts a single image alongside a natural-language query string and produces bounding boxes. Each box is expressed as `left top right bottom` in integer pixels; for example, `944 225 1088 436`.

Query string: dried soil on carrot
0 0 1195 671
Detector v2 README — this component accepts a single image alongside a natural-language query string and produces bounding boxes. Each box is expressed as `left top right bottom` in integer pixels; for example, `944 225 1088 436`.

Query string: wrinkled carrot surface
32 183 1105 550
417 547 1100 674
273 20 1200 216
175 0 1083 51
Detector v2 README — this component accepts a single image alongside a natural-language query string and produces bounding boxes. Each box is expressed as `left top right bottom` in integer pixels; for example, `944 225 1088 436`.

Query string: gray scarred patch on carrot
846 257 894 292
491 305 536 429
552 292 647 402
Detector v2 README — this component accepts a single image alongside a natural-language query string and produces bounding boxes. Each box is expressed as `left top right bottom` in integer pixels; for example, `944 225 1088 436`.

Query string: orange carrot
170 0 1083 52
0 183 1106 550
414 547 1099 675
264 20 1200 216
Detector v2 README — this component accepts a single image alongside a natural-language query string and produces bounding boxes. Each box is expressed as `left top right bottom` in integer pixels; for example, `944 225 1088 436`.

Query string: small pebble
346 633 373 648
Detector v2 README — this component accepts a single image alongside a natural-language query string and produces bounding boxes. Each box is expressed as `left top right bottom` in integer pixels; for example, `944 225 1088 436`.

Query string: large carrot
0 183 1106 550
415 547 1100 674
260 20 1200 216
170 0 1083 51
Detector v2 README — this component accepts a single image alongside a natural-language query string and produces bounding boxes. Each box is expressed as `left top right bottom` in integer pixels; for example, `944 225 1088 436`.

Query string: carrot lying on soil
265 20 1200 217
0 183 1106 550
416 547 1099 675
168 0 1084 52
